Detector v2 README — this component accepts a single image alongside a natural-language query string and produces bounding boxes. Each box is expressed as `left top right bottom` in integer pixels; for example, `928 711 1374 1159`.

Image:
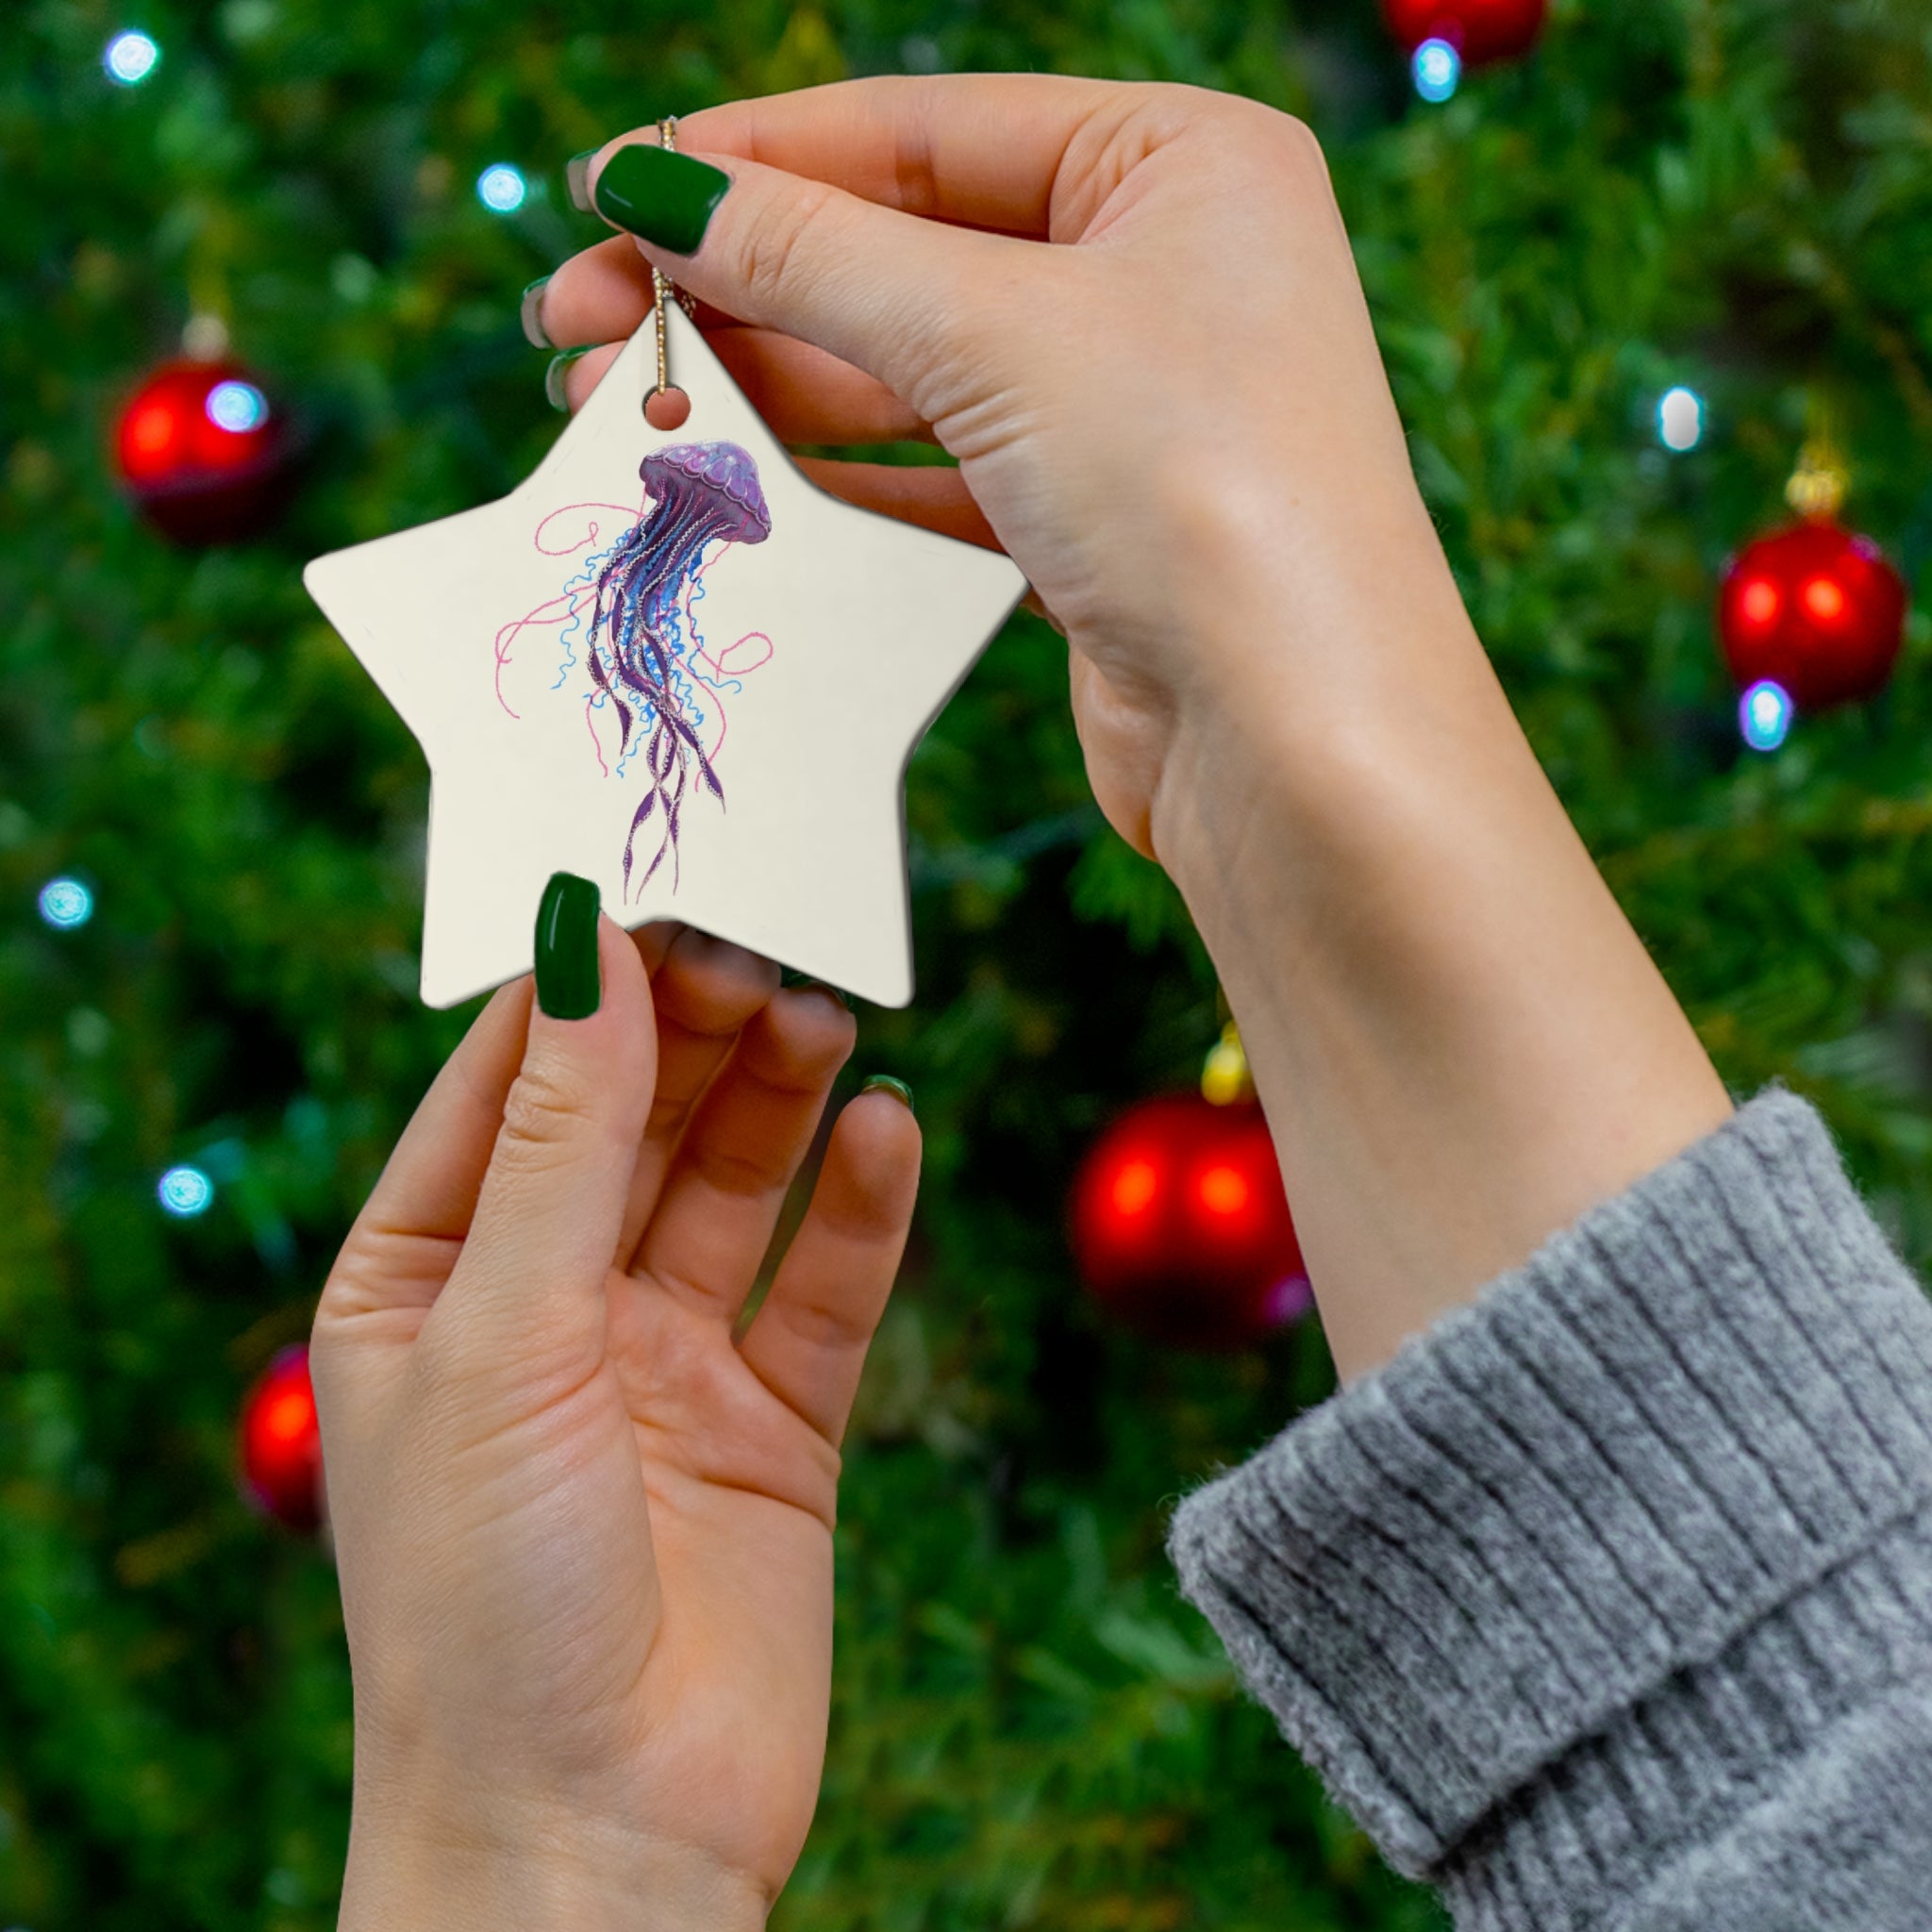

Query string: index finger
669 73 1134 237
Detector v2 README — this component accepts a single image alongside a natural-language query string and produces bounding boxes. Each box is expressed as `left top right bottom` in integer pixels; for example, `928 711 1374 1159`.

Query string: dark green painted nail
861 1074 913 1113
592 142 730 257
565 149 597 213
535 872 601 1019
544 346 592 411
520 275 553 349
798 977 851 1009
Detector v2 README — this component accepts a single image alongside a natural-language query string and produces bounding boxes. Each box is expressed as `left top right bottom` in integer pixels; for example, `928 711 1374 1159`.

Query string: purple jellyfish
583 440 772 894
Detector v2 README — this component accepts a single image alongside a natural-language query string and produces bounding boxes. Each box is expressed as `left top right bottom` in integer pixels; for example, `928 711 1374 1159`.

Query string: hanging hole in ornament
645 385 691 432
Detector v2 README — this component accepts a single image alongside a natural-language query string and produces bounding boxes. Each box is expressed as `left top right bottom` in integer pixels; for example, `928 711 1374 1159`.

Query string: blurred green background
6 0 1932 1926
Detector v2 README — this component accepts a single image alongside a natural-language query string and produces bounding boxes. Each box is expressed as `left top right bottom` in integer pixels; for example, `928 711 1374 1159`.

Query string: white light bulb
1658 386 1705 452
1740 679 1793 753
38 878 93 929
104 30 159 85
1413 39 1461 103
477 164 527 213
158 1165 215 1217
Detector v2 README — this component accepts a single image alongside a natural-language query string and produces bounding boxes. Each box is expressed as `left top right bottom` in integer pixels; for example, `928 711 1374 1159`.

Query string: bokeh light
1658 386 1704 452
476 163 527 213
1740 679 1793 753
37 878 93 929
104 29 159 85
158 1165 215 1217
1413 38 1461 102
205 379 269 433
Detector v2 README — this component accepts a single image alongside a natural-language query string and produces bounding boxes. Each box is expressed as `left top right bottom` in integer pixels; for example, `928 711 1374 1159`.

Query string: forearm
1150 504 1732 1381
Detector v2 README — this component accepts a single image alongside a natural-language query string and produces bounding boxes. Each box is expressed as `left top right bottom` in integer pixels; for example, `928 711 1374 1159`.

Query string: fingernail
592 142 731 257
535 872 601 1019
544 346 592 411
861 1074 913 1114
565 149 598 213
520 275 553 349
798 977 851 1009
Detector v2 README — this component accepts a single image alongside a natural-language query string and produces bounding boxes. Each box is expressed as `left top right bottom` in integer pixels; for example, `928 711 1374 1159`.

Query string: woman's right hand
535 76 1465 862
539 76 1733 1382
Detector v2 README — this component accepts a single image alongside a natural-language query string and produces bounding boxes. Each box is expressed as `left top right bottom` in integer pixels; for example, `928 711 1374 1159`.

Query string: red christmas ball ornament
1070 1092 1310 1351
1383 0 1547 66
1718 519 1907 712
238 1343 325 1534
113 357 295 544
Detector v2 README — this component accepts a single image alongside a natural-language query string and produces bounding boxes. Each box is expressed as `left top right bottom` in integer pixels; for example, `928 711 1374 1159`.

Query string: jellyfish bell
639 440 773 546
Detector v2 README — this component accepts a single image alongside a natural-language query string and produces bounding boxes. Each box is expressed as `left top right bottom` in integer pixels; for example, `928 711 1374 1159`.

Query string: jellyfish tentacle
573 441 770 899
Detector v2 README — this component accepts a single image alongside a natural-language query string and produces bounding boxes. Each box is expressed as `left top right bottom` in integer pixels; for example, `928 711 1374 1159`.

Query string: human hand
534 75 1462 862
311 900 919 1930
534 82 1732 1385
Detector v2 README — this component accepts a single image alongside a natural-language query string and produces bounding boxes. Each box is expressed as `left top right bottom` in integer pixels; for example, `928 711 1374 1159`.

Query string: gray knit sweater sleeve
1166 1089 1932 1931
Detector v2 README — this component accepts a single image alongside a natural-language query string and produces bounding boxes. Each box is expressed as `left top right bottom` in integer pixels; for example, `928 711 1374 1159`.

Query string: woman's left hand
311 914 919 1932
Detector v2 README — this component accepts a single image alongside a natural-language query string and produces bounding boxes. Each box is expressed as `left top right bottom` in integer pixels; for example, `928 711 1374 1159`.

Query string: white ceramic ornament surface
303 306 1027 1008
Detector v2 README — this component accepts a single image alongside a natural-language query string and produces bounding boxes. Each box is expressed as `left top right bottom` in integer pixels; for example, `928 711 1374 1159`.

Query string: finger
556 339 624 413
615 927 782 1268
433 913 658 1374
555 323 931 447
714 329 934 444
583 139 1025 415
737 1085 922 1445
675 75 1136 236
553 343 992 544
536 243 930 443
628 918 688 976
630 984 856 1324
794 458 1003 549
317 980 534 1324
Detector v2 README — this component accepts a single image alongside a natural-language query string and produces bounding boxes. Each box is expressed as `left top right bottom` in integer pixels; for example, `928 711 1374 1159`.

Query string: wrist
340 1793 768 1932
1143 516 1729 1381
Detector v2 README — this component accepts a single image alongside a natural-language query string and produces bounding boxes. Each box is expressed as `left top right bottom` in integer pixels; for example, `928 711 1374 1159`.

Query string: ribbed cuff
1166 1089 1932 1888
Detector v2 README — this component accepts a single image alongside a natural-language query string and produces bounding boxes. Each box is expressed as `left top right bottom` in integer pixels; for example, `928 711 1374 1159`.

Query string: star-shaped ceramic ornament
303 304 1027 1008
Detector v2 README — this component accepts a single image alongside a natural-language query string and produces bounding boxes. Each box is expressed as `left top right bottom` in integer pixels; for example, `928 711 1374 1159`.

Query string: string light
476 163 527 213
158 1165 215 1217
1740 679 1793 753
104 29 159 85
1413 38 1461 101
37 878 93 929
205 379 269 433
1657 386 1704 452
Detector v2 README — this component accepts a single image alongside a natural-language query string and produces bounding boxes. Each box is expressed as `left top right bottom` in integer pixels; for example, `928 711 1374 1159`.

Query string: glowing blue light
1413 38 1461 103
105 29 159 85
206 380 268 434
1658 386 1705 452
1740 679 1793 753
477 164 527 213
158 1165 214 1218
37 878 93 929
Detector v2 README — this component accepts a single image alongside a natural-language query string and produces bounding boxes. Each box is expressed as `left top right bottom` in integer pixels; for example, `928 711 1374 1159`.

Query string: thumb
432 874 657 1378
586 138 1021 425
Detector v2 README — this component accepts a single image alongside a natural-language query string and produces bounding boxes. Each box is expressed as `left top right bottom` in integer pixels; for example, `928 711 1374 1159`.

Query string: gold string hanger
645 116 699 432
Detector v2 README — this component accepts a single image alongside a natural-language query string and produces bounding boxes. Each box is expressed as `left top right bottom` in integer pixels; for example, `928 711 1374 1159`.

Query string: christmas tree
4 1 1929 1927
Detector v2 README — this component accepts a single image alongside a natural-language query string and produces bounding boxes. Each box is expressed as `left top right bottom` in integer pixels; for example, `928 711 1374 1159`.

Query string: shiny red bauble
113 358 294 543
1383 0 1547 64
1718 520 1907 711
1069 1093 1310 1351
238 1344 325 1534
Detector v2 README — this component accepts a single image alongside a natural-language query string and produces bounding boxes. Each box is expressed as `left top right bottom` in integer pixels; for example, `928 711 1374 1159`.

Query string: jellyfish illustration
579 440 772 894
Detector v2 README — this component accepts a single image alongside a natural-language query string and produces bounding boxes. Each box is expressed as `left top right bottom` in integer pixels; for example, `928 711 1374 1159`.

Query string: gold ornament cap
1785 438 1848 522
1201 1021 1255 1106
